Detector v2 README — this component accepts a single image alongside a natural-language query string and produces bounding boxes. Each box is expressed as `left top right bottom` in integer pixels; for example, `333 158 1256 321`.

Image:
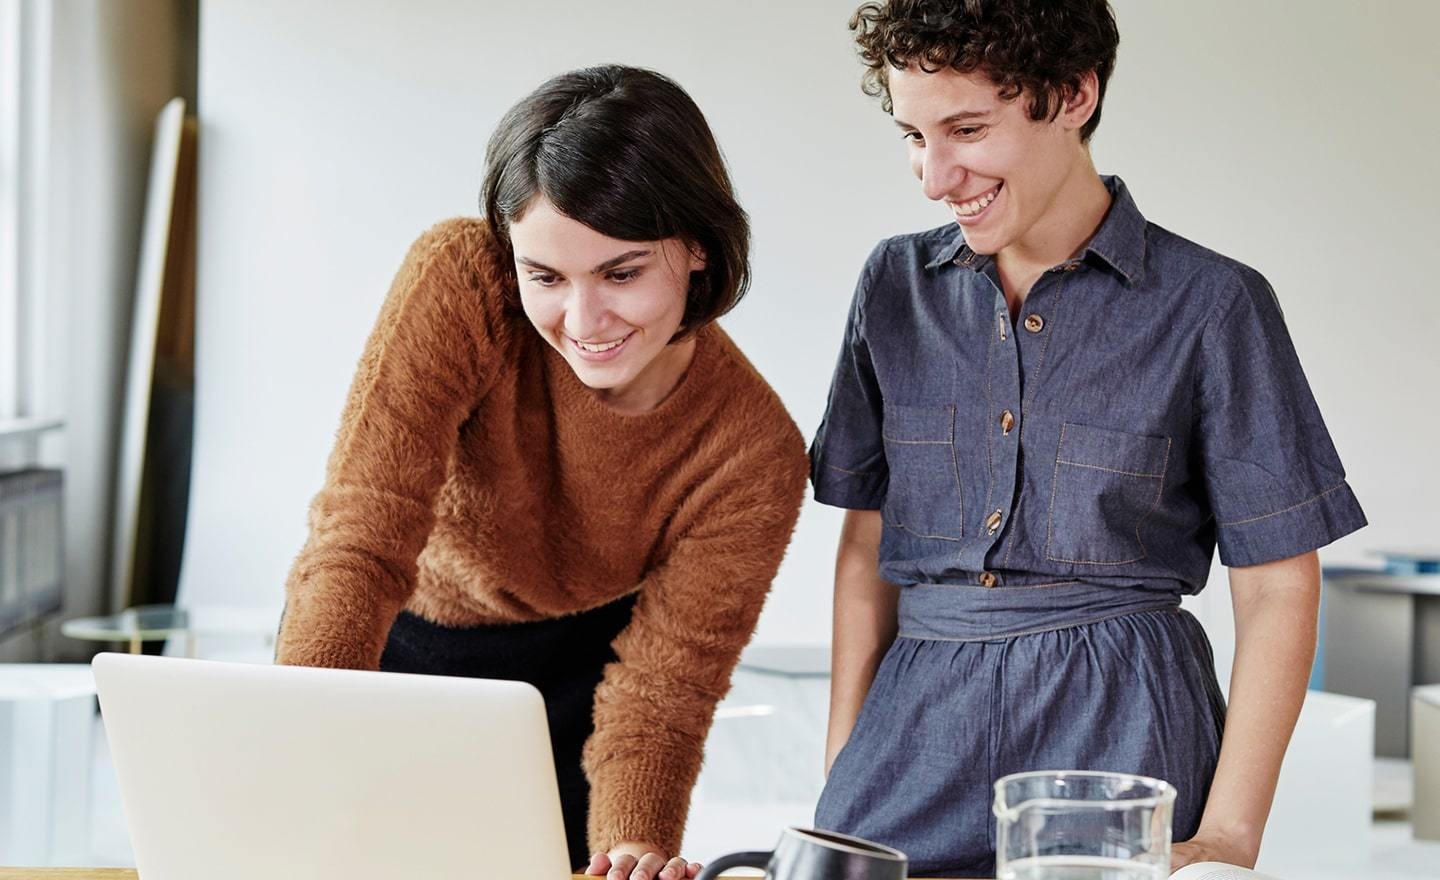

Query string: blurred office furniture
1258 690 1376 870
0 419 65 645
0 664 95 866
61 603 278 661
1413 684 1440 842
111 97 196 617
177 604 278 662
686 644 829 862
1322 562 1440 757
62 605 190 655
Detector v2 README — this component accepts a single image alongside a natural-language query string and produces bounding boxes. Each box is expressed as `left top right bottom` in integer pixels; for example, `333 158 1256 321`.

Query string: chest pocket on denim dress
881 404 964 541
1045 422 1171 565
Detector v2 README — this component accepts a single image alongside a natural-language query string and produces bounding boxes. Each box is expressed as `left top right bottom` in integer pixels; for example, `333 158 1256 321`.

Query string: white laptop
92 652 573 880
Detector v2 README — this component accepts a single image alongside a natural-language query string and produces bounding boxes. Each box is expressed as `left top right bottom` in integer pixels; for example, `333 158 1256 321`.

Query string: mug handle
694 850 774 880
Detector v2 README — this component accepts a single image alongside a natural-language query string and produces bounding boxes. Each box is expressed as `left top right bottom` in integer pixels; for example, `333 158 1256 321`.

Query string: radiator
0 469 63 637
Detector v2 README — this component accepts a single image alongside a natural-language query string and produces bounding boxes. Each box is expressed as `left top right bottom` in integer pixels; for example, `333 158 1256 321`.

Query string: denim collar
924 175 1147 287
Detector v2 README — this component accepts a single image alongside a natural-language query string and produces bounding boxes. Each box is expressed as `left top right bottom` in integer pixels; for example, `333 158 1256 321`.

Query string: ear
685 240 708 273
1059 69 1101 134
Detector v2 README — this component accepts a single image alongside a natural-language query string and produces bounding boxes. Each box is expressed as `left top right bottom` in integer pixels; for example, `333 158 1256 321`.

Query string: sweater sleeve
582 425 810 856
275 220 502 669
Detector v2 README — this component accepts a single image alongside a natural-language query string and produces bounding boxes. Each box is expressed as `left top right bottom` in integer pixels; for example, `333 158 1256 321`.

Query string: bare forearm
825 509 897 774
1194 552 1320 863
827 576 897 768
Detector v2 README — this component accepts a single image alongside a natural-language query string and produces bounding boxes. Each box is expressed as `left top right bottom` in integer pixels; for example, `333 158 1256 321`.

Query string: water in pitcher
998 855 1168 880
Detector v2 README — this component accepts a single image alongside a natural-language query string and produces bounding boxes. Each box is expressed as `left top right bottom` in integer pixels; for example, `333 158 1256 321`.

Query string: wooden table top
0 875 696 880
0 874 625 879
0 871 982 879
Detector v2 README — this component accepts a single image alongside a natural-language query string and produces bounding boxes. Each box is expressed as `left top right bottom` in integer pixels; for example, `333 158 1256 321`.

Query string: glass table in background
61 604 193 655
60 604 279 658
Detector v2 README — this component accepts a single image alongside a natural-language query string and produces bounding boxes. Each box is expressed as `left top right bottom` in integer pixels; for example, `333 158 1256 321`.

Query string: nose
919 143 963 202
565 282 611 339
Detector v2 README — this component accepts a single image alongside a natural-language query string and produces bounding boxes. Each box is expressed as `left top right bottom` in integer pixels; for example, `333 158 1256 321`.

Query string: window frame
0 0 50 424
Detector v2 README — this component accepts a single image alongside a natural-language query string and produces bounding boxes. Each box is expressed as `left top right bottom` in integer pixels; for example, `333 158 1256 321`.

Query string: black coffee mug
696 827 908 880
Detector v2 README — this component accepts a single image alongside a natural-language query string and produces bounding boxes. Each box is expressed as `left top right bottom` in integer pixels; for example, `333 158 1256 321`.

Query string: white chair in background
685 645 829 862
178 603 280 663
1256 690 1375 871
0 664 96 866
1412 684 1440 842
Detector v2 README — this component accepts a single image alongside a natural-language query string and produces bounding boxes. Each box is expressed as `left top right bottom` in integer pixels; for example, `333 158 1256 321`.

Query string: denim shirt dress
809 177 1367 876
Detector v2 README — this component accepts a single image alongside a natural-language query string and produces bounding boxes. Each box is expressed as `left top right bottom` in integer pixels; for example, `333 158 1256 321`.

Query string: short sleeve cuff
808 453 886 510
1215 480 1367 568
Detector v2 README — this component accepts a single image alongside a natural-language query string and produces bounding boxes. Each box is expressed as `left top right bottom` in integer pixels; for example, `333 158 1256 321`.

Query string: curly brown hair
850 0 1119 142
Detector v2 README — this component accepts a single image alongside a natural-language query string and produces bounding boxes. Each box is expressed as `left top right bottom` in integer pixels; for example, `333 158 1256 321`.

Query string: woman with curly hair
809 1 1365 874
275 65 809 880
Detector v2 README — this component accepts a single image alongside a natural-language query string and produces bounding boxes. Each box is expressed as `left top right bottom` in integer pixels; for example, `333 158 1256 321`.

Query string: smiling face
508 197 705 410
889 64 1098 260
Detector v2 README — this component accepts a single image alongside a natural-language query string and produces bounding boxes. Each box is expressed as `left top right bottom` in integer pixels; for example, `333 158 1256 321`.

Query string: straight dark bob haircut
481 65 750 338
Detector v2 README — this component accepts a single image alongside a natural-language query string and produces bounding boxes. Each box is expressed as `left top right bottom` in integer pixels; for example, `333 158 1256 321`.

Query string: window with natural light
0 0 21 421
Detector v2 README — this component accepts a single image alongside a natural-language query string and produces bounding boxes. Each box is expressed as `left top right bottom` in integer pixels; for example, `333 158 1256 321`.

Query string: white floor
62 674 1440 878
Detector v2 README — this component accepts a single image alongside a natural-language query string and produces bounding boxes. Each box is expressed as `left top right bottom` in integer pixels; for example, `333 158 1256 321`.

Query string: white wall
184 0 1439 656
1097 0 1440 682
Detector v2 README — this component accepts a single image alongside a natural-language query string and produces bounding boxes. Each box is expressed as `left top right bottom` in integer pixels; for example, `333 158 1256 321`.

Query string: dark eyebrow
518 249 653 273
893 110 991 130
515 256 560 274
592 249 651 273
516 249 653 275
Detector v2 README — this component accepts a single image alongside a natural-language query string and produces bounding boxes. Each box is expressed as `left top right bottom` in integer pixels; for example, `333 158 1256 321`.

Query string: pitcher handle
694 850 773 880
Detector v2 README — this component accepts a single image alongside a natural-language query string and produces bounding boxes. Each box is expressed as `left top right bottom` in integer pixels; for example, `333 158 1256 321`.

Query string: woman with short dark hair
276 66 809 880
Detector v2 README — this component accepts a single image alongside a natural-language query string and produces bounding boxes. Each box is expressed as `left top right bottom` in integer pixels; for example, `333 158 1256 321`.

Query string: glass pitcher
993 770 1176 880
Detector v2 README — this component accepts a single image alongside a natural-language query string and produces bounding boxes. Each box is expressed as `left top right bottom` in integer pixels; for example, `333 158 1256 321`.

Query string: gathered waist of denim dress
897 581 1182 642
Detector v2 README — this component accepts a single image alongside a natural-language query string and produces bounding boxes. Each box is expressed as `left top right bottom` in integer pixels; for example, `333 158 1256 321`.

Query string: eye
901 130 925 145
527 272 560 287
954 125 986 139
607 268 641 284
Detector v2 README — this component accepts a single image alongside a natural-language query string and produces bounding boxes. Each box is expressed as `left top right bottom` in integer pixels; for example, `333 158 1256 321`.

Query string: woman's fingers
586 852 612 876
629 851 669 880
685 862 703 879
658 856 688 880
606 852 638 880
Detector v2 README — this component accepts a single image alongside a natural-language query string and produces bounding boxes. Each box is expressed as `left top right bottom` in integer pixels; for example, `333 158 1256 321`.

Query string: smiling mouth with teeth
954 183 1002 217
572 334 629 353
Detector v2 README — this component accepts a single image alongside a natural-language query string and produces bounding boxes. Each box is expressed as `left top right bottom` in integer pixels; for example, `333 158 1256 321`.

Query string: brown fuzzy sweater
275 218 809 855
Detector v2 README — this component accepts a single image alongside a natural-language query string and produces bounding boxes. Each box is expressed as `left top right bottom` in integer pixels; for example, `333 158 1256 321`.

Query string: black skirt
378 594 638 870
